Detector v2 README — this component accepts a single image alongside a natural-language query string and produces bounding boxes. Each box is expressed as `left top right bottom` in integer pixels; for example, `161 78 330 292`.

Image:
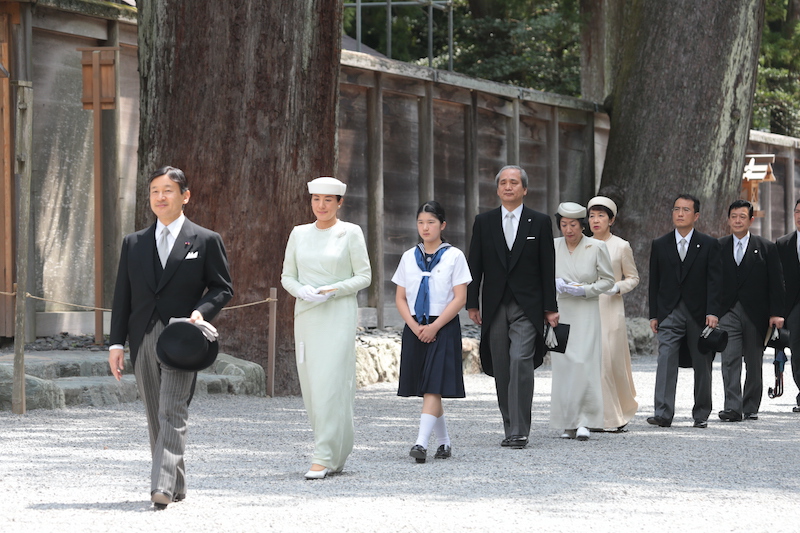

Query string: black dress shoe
718 409 742 422
646 416 671 427
434 444 451 459
693 419 708 428
501 437 511 447
173 493 186 502
743 413 758 420
505 435 528 449
793 406 800 413
409 444 427 463
151 490 171 510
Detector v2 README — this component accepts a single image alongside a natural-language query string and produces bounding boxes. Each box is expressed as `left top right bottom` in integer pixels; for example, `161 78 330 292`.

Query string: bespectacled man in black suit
108 166 233 510
648 194 722 429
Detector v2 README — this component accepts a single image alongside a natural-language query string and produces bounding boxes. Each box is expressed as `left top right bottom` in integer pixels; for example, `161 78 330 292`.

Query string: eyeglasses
672 207 693 213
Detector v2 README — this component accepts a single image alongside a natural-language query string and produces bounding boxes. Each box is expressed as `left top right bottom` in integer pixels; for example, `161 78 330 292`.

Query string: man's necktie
735 241 744 266
158 228 170 268
678 238 687 262
504 213 515 251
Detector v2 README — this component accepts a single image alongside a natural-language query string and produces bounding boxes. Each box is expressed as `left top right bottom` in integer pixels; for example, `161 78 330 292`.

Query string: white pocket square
186 251 199 259
526 236 536 240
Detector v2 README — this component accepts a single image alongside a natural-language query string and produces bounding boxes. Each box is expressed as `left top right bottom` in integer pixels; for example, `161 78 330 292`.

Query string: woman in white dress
392 201 472 463
587 196 640 432
551 202 615 441
281 177 371 479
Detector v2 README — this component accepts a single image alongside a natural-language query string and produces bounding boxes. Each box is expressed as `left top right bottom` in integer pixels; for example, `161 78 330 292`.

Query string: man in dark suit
717 200 784 422
108 166 233 510
467 165 559 449
776 198 800 413
648 194 722 428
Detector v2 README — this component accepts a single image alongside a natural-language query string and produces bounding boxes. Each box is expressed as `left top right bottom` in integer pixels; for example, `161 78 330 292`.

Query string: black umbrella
766 327 791 399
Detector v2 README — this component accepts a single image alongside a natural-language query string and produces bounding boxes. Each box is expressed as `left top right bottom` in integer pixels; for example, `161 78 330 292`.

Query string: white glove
563 284 585 297
297 285 326 302
167 317 219 342
555 278 568 294
545 325 558 349
605 283 620 295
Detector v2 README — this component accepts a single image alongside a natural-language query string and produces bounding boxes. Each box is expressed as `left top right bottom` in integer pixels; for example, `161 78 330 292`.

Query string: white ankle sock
433 414 450 446
415 413 437 447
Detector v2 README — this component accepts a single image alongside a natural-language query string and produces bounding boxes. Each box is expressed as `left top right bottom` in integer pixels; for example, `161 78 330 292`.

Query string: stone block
0 365 65 410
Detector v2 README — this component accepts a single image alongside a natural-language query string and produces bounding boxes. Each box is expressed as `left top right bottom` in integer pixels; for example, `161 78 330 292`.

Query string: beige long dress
550 236 615 431
597 234 640 429
281 220 372 471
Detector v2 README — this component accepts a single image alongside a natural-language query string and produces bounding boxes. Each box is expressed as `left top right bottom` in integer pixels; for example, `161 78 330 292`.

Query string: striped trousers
135 320 195 498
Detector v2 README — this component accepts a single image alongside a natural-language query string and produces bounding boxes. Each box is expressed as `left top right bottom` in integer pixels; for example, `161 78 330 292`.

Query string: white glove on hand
193 319 219 341
297 285 326 302
563 284 586 297
605 283 620 295
555 278 568 294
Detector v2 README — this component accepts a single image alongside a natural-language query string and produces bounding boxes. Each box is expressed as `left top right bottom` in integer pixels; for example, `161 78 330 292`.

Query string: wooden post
0 14 13 337
267 287 277 397
418 80 434 204
464 91 479 247
12 81 32 415
786 152 796 234
507 99 520 166
367 72 384 328
547 106 561 229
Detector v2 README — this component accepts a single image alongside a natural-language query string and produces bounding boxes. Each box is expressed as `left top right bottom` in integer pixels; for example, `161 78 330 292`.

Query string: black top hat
766 326 791 351
697 328 728 355
546 323 570 353
156 321 219 372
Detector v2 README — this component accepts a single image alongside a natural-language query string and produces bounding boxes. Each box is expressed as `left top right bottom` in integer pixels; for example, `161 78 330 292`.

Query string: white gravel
2 353 799 532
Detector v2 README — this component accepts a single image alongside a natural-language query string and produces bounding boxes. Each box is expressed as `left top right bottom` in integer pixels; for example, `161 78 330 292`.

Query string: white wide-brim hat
308 177 347 196
587 196 618 217
557 202 586 219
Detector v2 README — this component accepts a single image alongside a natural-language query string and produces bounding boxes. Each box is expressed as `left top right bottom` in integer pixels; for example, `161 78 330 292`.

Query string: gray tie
678 238 687 261
735 241 744 266
504 213 515 250
158 228 170 268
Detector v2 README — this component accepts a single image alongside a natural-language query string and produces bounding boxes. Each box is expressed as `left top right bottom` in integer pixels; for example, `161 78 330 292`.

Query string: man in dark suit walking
776 198 800 413
467 165 559 449
717 200 784 422
108 166 233 509
648 194 722 428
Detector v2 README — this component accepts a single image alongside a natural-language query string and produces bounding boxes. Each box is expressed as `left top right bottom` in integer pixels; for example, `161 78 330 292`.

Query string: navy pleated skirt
397 315 465 398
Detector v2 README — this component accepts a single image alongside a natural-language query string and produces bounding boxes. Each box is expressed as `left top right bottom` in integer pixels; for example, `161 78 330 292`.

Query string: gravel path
2 354 799 532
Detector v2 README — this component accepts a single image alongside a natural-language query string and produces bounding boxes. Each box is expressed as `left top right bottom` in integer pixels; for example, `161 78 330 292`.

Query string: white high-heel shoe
304 467 329 480
576 427 590 441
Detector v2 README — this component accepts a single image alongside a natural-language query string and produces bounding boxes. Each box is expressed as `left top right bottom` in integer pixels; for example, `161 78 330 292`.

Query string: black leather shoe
793 406 800 413
173 493 186 502
505 435 528 449
409 444 427 463
501 437 511 447
693 419 708 428
718 409 742 422
646 416 671 427
743 413 758 420
434 444 451 459
151 490 171 510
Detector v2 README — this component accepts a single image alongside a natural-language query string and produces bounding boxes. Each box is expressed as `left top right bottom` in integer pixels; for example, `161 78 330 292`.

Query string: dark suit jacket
110 218 234 367
718 234 784 340
466 206 557 375
649 229 722 326
776 231 800 316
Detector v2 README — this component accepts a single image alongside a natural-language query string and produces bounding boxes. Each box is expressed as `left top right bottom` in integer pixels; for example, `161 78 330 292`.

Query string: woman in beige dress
588 196 640 432
550 202 615 441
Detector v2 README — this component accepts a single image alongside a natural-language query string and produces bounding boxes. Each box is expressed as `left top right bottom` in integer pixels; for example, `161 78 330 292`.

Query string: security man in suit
776 198 800 413
108 166 233 510
467 165 559 449
648 194 722 428
716 200 784 422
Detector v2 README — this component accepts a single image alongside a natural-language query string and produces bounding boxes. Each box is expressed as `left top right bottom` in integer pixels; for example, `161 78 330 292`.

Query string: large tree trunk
137 1 343 394
597 0 765 318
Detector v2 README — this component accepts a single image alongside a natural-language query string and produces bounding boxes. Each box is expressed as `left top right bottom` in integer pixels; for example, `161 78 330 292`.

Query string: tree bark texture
137 1 343 394
597 0 765 318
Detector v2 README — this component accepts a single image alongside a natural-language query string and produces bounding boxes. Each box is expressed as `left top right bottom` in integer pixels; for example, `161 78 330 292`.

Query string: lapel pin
185 241 191 247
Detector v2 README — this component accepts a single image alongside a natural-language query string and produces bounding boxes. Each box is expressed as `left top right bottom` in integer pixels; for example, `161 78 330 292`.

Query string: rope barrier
0 290 276 312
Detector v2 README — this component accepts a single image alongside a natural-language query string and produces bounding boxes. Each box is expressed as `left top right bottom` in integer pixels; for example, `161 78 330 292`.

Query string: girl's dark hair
588 204 615 220
417 201 446 223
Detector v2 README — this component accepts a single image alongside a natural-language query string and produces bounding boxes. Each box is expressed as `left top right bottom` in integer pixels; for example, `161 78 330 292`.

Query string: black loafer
693 419 708 428
434 444 451 459
505 435 528 449
793 406 800 413
409 444 427 463
718 409 742 422
646 416 671 427
743 413 758 420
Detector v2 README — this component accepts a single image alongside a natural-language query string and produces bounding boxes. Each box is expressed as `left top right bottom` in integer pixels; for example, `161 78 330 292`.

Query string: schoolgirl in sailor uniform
392 201 472 463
